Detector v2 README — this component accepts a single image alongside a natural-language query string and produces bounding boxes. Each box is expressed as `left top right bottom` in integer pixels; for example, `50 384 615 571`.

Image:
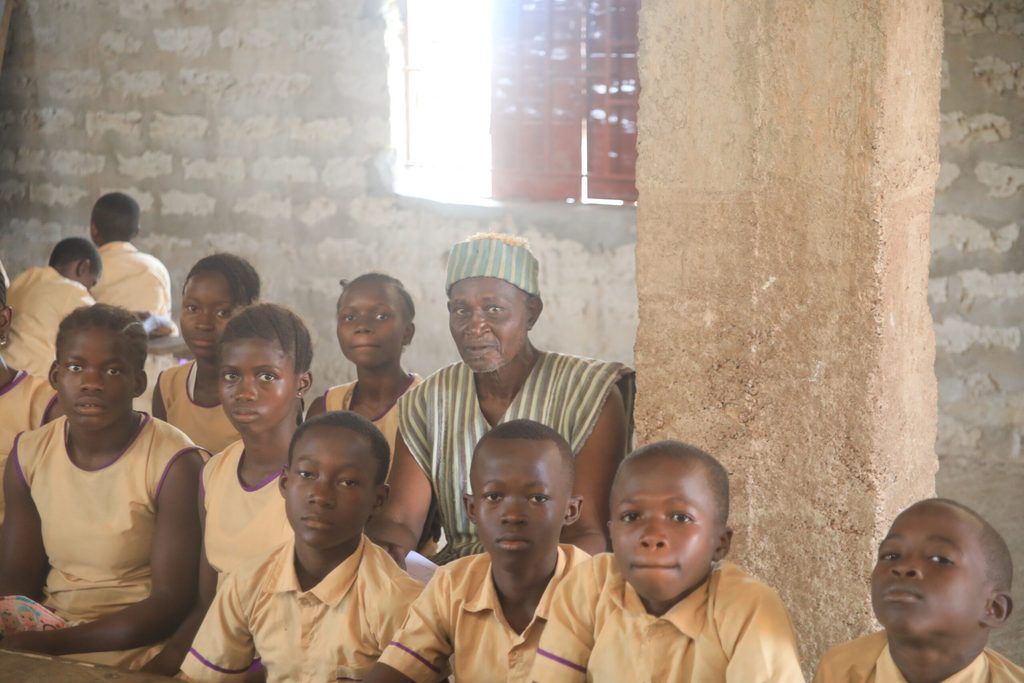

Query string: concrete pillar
634 0 942 664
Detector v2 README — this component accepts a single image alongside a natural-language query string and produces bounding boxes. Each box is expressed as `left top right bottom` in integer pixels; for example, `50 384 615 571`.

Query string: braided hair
220 303 313 374
337 272 415 322
55 304 148 371
184 253 261 307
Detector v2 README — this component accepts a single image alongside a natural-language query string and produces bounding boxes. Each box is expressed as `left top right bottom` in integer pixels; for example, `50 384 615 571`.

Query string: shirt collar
463 545 570 618
614 561 713 640
271 535 367 608
98 241 137 255
877 642 989 683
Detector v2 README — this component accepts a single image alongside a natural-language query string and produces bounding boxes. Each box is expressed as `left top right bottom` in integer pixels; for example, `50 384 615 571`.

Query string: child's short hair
49 237 103 276
55 304 148 371
289 411 391 485
475 419 575 482
0 270 7 308
185 253 261 307
220 303 313 374
338 273 416 321
916 498 1013 592
91 192 141 242
614 440 730 526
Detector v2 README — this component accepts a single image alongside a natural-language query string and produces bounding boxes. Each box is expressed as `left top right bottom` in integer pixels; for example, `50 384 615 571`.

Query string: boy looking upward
814 498 1021 683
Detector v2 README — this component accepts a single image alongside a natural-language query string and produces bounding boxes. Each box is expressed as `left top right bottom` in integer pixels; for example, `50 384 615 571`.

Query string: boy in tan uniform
88 192 174 330
5 237 100 377
88 192 176 410
366 419 589 683
814 498 1022 683
179 411 423 682
530 440 805 682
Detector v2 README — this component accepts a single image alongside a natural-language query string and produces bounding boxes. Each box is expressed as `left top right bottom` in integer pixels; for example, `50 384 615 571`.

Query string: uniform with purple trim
530 556 805 683
11 415 205 669
377 544 589 683
813 631 1024 683
320 374 421 477
180 535 423 683
156 361 239 454
0 370 56 525
201 441 292 587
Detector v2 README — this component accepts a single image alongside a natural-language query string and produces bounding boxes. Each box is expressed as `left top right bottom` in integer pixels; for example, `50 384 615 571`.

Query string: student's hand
135 312 175 337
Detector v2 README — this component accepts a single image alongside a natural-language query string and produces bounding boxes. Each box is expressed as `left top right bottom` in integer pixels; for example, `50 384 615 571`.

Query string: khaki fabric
180 535 423 682
0 370 55 524
379 544 590 683
5 266 94 377
201 441 291 585
157 361 239 454
530 555 805 683
321 374 421 477
814 631 1024 683
14 415 201 669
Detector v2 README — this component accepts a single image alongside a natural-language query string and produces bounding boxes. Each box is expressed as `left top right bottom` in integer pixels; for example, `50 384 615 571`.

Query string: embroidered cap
445 233 540 296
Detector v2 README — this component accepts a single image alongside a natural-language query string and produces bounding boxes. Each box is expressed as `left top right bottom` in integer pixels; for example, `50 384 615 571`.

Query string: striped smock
399 351 627 564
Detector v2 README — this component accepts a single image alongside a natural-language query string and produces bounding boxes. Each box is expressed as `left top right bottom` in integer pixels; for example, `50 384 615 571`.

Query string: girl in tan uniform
153 303 315 674
306 273 420 473
0 275 57 525
153 254 261 453
0 304 206 670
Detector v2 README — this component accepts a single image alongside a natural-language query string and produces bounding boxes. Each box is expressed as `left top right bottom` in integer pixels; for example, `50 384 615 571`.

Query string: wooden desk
0 650 173 681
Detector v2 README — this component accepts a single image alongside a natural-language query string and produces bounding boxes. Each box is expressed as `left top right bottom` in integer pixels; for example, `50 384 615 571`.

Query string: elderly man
369 233 632 564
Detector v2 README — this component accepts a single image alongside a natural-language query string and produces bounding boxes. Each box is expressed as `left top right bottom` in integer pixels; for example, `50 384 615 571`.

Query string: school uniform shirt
91 241 174 324
320 374 422 476
157 361 239 454
530 555 805 683
813 630 1024 683
201 441 291 585
12 414 205 669
5 266 95 377
180 534 424 683
0 370 56 525
378 544 590 683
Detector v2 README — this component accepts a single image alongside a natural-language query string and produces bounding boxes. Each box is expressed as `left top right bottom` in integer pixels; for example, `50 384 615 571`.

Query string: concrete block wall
0 0 637 401
933 0 1024 659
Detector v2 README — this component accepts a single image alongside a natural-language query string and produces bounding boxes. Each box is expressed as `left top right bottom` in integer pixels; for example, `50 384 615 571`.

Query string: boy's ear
48 361 59 389
402 321 415 347
462 492 477 524
373 483 390 512
712 526 733 562
982 591 1013 628
563 495 583 527
278 467 289 495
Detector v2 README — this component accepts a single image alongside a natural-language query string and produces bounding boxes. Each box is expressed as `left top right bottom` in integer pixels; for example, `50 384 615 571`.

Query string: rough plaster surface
635 0 941 667
933 0 1024 659
0 0 636 402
